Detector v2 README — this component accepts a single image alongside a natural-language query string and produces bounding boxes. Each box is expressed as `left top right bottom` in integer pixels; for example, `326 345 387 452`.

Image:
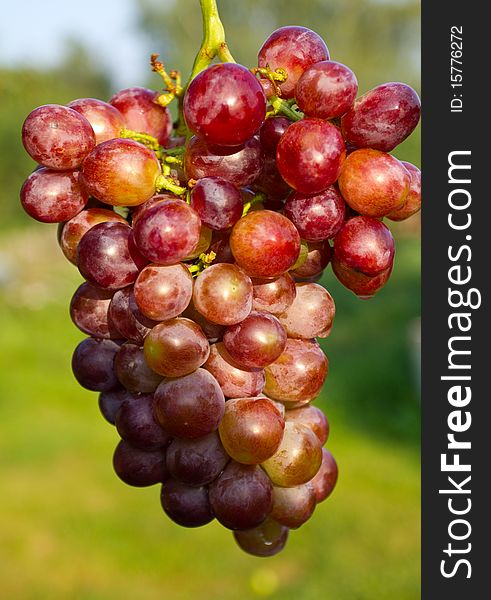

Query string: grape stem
269 96 304 122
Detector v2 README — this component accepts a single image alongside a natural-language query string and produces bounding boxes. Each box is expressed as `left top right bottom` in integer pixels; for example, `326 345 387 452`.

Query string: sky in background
0 0 158 88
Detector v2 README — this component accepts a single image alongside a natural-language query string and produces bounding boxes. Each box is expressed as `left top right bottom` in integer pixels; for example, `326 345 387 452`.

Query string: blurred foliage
0 42 110 229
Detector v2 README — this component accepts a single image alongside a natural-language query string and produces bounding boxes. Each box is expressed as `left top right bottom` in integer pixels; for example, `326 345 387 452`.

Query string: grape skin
270 483 317 529
233 518 288 557
161 480 214 528
115 393 171 450
278 283 336 340
68 98 125 145
114 343 163 394
387 161 421 221
108 287 158 345
310 448 338 503
113 439 168 487
71 337 121 392
70 282 119 339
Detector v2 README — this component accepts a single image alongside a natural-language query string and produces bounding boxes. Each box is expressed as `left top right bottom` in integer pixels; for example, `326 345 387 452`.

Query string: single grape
296 61 358 120
341 82 421 152
160 480 214 528
338 149 410 217
284 186 346 242
252 273 296 314
80 139 161 207
130 193 178 226
264 339 328 404
133 199 201 265
181 301 225 343
20 168 88 223
189 177 243 231
258 26 329 98
223 311 287 369
115 393 170 450
204 343 265 399
154 368 224 438
68 98 125 144
259 116 292 154
108 287 158 344
387 161 421 221
109 87 172 146
77 222 146 290
98 388 136 425
291 241 331 279
144 318 210 378
193 263 253 326
252 154 292 201
276 119 345 194
134 263 193 321
183 135 262 187
184 63 266 147
70 282 119 339
331 255 393 299
166 431 229 486
233 518 288 557
59 208 127 264
113 439 167 487
209 461 273 530
271 483 316 529
262 422 322 487
310 447 338 503
334 216 395 276
114 343 163 394
230 210 300 278
285 404 329 445
218 397 285 464
71 337 120 392
22 104 95 170
279 283 335 339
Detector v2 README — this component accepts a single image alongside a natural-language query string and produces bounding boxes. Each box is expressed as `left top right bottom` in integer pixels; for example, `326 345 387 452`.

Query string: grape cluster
20 23 420 557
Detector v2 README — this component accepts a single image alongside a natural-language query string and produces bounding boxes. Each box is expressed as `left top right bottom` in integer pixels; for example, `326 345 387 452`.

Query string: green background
0 1 421 598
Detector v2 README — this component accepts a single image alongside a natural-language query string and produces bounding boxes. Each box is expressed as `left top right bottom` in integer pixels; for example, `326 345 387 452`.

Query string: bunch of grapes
20 14 420 558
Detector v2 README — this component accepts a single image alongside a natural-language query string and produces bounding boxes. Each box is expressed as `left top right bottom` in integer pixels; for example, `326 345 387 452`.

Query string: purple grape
115 393 171 450
108 287 158 345
70 282 120 339
98 388 136 425
160 480 214 527
259 116 292 155
113 439 167 487
189 177 243 231
71 337 120 392
114 343 163 394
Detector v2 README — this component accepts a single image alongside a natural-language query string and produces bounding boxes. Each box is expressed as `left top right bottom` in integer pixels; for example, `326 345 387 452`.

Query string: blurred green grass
0 224 420 600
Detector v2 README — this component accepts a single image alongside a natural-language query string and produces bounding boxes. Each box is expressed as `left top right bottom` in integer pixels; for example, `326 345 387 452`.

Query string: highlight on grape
19 0 420 558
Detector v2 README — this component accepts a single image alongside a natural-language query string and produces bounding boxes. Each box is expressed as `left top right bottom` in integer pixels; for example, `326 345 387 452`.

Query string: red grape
70 282 119 339
166 432 229 486
338 148 410 217
204 343 265 399
59 208 127 264
230 210 300 278
184 63 266 147
341 82 421 152
20 168 88 223
218 397 285 464
284 186 346 242
276 119 345 194
77 222 145 290
133 199 201 265
264 338 328 404
183 135 262 188
109 287 158 344
279 283 335 339
68 98 125 144
258 26 329 99
209 461 273 530
331 254 393 299
233 518 288 557
296 61 358 120
115 393 171 450
22 104 95 170
80 139 161 207
130 193 177 225
223 311 287 369
270 483 316 529
252 154 292 201
262 422 322 487
285 404 329 445
134 263 193 321
387 161 421 221
252 273 296 314
334 216 395 276
109 87 172 146
113 439 167 487
154 368 225 439
144 318 210 378
189 177 243 230
160 480 214 527
310 448 338 503
259 116 292 154
114 343 163 394
193 263 253 326
71 337 120 392
291 241 331 279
